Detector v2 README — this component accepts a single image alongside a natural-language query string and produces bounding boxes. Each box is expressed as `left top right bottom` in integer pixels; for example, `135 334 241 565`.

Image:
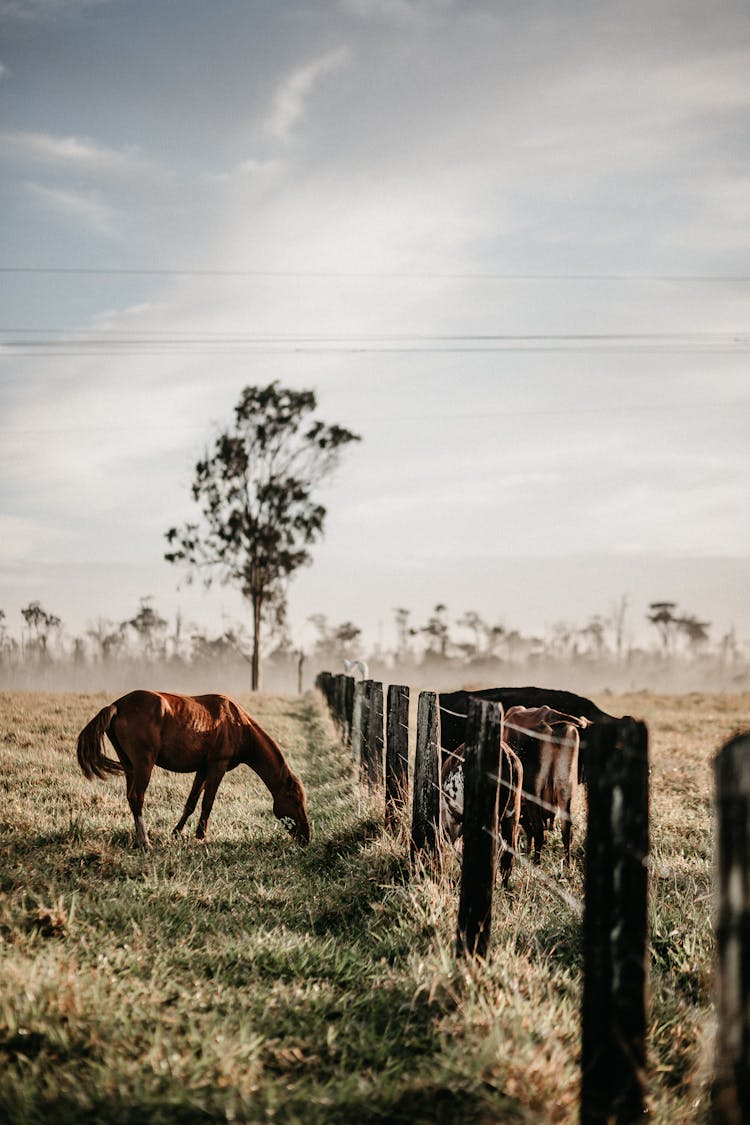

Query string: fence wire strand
482 826 585 917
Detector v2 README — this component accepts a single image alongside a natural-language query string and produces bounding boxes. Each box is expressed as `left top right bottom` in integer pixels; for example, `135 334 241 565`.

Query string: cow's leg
498 812 517 885
173 768 207 835
560 799 573 866
528 806 544 864
195 763 229 839
126 757 155 850
533 829 544 864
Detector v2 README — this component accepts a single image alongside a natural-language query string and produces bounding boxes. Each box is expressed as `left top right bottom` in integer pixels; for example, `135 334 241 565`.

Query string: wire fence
316 669 649 1120
317 668 750 1119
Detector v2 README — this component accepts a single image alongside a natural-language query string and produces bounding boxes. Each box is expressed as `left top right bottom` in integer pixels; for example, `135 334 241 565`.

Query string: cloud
264 47 351 141
208 157 282 185
0 0 109 21
25 180 119 236
341 0 452 22
2 129 148 175
0 62 8 80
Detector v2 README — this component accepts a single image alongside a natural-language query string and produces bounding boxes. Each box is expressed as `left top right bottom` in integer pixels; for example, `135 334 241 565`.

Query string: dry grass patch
0 689 748 1122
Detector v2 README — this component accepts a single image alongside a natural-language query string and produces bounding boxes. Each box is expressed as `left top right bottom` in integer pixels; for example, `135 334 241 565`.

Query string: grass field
1 689 749 1123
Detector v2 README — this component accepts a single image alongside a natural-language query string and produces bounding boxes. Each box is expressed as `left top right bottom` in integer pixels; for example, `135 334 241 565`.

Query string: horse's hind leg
126 759 154 850
173 769 207 835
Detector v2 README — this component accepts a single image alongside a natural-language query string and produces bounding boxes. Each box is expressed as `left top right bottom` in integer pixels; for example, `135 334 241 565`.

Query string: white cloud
208 157 282 185
25 180 119 236
2 129 148 175
264 47 351 141
0 62 8 80
341 0 452 22
0 0 109 21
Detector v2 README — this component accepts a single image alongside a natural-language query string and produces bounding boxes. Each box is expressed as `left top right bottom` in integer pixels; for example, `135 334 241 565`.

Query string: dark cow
439 685 617 783
441 737 522 885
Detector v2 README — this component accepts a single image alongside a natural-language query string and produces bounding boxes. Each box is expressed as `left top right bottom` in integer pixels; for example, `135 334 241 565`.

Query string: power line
4 348 750 358
1 330 747 342
2 266 750 282
1 330 748 357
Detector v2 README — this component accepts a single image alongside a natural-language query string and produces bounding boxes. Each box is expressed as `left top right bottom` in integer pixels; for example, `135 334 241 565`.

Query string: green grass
1 689 749 1122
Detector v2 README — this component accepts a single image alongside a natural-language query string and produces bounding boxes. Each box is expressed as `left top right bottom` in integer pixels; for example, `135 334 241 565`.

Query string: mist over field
1 646 746 699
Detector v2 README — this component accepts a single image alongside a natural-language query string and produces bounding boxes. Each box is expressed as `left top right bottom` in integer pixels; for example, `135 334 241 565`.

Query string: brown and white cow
503 705 585 866
440 737 522 885
438 686 610 784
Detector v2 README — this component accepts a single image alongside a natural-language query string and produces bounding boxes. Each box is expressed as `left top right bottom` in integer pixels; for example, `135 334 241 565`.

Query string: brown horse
76 690 311 849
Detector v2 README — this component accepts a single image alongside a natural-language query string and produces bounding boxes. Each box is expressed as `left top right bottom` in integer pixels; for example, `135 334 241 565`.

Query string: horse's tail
76 704 124 779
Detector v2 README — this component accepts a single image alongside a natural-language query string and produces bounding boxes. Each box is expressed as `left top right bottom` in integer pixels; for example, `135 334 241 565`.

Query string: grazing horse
76 690 311 849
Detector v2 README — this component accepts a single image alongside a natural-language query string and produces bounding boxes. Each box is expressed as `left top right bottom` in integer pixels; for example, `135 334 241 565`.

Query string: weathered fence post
713 732 750 1124
362 680 384 789
581 718 650 1124
411 691 441 861
357 680 373 782
456 699 502 959
334 673 353 744
330 670 344 733
344 675 355 749
351 680 366 764
385 685 410 830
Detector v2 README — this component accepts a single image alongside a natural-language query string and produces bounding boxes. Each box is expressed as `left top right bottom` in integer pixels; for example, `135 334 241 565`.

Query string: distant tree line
1 594 745 694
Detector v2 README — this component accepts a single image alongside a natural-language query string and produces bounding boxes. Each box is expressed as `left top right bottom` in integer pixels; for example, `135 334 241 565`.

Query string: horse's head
273 772 311 845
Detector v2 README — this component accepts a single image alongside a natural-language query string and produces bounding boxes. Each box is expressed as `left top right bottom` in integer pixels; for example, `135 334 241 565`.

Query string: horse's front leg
173 768 207 835
195 764 228 840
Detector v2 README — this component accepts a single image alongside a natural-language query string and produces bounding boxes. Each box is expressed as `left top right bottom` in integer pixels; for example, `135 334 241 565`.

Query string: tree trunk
251 595 261 691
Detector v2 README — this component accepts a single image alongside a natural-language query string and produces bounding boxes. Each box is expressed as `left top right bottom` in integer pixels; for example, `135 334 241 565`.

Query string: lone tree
165 382 360 689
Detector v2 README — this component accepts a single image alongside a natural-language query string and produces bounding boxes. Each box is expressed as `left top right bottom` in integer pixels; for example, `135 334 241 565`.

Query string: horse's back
115 690 237 722
116 688 169 715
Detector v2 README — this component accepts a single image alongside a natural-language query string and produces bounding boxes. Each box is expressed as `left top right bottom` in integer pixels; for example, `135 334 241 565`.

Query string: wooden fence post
357 680 373 782
456 699 502 959
411 691 441 860
351 680 365 764
581 718 650 1125
713 732 750 1124
344 675 355 749
362 680 384 789
339 673 349 730
332 672 342 735
385 685 410 830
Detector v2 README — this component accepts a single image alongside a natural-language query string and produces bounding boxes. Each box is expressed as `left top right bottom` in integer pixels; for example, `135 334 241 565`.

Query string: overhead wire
1 329 749 356
3 266 750 282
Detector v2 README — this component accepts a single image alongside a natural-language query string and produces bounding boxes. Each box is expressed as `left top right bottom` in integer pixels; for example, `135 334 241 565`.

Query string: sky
1 0 749 659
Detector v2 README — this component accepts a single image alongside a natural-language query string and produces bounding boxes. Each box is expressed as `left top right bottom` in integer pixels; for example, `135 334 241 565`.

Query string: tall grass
1 689 748 1122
